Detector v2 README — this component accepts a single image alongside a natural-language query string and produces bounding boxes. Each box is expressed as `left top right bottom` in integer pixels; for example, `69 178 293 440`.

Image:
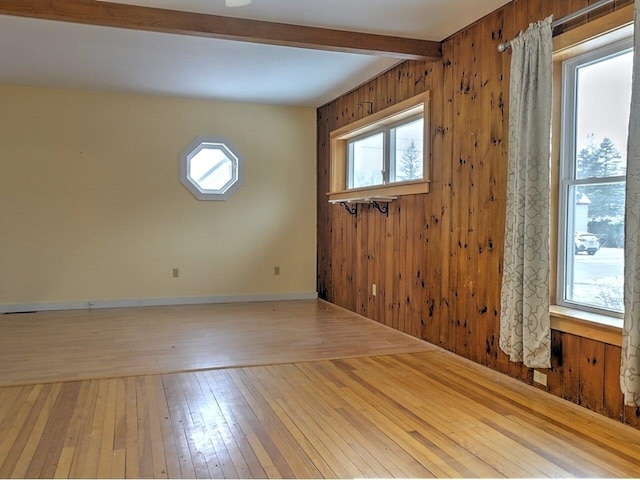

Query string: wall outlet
274 266 280 276
172 268 179 278
372 284 377 296
533 370 548 387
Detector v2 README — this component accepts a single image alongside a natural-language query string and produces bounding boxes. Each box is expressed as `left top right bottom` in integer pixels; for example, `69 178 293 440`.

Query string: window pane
198 160 233 191
350 132 384 188
564 183 625 312
392 118 424 182
575 50 632 179
189 147 234 192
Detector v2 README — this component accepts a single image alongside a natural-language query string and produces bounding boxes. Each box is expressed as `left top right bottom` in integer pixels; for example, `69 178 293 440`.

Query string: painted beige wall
0 85 317 308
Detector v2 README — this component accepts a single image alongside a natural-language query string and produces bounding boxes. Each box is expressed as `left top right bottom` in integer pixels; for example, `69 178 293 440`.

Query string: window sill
550 305 622 346
328 180 429 202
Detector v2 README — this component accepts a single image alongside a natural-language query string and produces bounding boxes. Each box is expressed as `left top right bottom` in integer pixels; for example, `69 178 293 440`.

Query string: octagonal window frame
180 136 244 201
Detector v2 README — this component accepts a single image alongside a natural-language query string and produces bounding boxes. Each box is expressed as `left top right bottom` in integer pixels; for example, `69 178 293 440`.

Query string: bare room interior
2 0 640 477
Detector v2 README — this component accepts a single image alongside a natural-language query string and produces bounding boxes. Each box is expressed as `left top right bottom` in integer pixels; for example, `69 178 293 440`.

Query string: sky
575 47 633 162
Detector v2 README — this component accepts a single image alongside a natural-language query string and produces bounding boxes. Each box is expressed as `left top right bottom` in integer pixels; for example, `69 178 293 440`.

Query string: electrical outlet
172 268 179 278
372 284 377 296
533 370 548 387
274 266 280 276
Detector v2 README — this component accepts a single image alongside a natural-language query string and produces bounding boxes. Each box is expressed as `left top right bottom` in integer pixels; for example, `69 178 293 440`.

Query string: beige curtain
621 0 640 407
500 17 553 369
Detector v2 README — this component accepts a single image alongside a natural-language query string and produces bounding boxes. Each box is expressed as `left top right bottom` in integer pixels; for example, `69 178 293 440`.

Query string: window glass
575 50 631 179
189 147 234 191
350 132 384 188
392 118 424 182
564 183 625 312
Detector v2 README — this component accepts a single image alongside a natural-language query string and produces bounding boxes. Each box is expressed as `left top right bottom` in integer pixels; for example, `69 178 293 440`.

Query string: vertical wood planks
548 330 564 397
384 201 396 328
465 21 482 364
447 31 464 356
604 344 624 421
476 5 505 369
423 58 444 346
437 38 454 351
579 338 605 412
411 194 426 340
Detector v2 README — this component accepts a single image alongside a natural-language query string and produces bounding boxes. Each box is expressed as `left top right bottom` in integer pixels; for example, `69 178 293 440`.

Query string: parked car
575 232 599 255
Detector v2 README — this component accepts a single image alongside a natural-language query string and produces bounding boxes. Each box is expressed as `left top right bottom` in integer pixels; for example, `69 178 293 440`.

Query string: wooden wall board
437 39 454 351
604 344 624 421
579 337 606 413
548 330 564 396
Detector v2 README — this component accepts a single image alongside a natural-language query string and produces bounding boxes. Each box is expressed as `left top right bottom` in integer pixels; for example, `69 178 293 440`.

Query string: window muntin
180 137 244 201
558 38 632 316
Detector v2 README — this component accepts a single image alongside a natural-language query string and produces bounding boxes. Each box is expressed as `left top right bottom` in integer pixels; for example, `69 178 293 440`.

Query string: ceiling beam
0 0 442 61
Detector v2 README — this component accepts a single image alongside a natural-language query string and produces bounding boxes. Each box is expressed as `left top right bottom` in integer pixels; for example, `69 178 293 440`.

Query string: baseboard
0 292 319 314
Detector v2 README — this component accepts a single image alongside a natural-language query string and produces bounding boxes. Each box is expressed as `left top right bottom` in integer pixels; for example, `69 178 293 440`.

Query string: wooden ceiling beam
0 0 442 61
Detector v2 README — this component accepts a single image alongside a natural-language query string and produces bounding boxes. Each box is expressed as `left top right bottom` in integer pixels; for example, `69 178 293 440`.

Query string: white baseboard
0 292 318 314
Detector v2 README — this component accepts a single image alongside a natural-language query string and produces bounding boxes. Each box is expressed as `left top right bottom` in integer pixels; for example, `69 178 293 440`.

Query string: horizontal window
328 92 430 202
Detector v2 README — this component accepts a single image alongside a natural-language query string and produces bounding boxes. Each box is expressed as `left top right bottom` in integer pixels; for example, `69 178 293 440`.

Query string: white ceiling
0 0 511 107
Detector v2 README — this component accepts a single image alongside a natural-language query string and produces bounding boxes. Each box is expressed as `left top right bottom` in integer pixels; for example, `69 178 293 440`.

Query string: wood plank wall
316 0 640 430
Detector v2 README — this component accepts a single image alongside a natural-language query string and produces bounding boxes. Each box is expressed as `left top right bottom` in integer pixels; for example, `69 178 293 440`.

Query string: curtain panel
500 17 553 369
622 0 640 407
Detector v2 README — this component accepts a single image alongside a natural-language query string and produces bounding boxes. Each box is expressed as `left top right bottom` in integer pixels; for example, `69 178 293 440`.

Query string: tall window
558 37 633 316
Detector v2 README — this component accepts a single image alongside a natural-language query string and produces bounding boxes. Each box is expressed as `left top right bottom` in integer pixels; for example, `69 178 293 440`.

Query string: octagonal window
180 136 244 201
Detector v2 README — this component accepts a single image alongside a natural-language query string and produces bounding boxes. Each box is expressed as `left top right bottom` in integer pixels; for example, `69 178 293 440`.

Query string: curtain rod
497 0 615 52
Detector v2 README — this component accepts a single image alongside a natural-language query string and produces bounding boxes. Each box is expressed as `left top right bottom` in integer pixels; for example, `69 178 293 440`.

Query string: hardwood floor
0 300 433 387
2 300 640 478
